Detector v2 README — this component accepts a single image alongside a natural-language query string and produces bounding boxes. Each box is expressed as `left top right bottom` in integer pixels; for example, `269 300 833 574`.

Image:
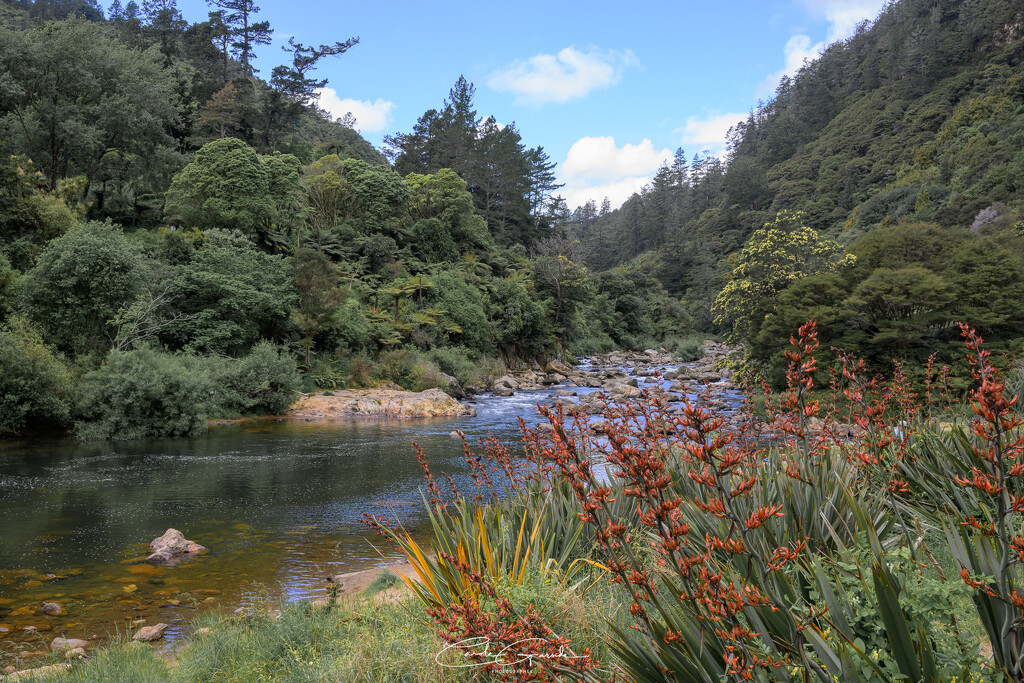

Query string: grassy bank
15 569 624 683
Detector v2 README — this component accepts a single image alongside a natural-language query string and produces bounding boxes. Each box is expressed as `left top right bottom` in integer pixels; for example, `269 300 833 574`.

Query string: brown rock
544 359 572 376
133 623 168 642
41 602 62 616
286 388 474 419
146 529 206 564
6 664 72 680
64 647 87 659
51 637 88 652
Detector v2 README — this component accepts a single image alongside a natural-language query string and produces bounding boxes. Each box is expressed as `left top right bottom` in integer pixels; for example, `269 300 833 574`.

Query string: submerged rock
40 602 62 616
146 529 206 565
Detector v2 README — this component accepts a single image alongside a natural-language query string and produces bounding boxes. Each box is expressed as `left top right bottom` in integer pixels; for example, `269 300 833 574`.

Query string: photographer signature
436 636 586 669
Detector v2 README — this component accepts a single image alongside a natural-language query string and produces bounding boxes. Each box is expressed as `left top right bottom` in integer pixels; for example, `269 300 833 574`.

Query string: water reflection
0 392 558 659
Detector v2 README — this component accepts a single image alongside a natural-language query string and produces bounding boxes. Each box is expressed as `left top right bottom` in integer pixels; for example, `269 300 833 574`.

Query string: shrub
213 341 300 416
18 221 146 353
672 334 705 361
0 316 74 435
75 346 212 441
377 347 442 392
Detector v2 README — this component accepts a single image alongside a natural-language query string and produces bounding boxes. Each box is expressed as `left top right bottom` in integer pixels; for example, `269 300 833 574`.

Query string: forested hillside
0 0 689 439
575 0 1024 385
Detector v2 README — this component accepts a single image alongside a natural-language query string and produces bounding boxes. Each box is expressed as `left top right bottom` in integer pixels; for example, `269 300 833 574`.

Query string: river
0 361 743 662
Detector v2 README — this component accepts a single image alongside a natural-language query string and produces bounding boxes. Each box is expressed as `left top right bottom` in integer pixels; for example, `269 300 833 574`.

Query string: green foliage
0 18 179 192
713 211 854 345
212 341 299 416
165 242 294 355
163 138 274 237
0 315 73 435
672 335 705 361
19 221 145 353
75 346 211 441
430 271 489 351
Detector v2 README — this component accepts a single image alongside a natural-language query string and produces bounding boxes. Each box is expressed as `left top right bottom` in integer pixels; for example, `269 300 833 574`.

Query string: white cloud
314 88 395 133
559 136 672 210
800 0 887 42
758 34 825 96
678 112 747 157
488 47 638 106
561 136 671 184
562 176 655 211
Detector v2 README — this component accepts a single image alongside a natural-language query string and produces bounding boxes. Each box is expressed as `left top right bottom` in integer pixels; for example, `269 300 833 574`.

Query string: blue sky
175 0 888 208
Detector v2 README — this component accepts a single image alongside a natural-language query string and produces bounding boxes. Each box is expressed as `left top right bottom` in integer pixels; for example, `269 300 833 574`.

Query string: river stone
544 359 572 376
51 637 88 652
64 647 87 659
133 623 168 641
41 602 62 616
493 385 514 397
6 663 72 680
146 529 206 564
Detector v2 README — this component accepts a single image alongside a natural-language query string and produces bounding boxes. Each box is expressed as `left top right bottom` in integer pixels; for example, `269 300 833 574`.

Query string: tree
164 241 294 354
206 0 271 77
0 315 73 435
292 248 344 366
142 0 186 64
18 221 146 353
0 19 179 193
404 168 491 258
164 137 273 237
258 36 359 153
712 211 854 344
191 82 243 143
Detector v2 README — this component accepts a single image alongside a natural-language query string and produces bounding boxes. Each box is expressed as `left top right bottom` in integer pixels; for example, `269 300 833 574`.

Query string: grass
23 575 625 683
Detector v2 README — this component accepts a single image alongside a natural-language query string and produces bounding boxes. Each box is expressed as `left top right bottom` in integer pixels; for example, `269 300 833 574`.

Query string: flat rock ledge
286 388 476 420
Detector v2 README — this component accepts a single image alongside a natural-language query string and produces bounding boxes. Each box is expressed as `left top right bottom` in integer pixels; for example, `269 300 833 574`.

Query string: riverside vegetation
2 0 1024 681
0 1 690 441
2 0 1023 441
15 323 1024 681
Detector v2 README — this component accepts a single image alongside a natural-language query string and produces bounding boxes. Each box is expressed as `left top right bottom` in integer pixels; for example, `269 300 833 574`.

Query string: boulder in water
133 623 168 642
51 637 88 652
146 529 206 565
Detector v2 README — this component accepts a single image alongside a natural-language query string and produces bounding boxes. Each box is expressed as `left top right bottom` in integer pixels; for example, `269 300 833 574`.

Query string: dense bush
212 341 300 416
0 316 74 435
75 346 211 441
164 243 295 355
18 221 146 353
672 334 705 361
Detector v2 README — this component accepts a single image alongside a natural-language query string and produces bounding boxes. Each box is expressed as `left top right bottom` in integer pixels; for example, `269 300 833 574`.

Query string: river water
0 388 578 660
0 367 744 662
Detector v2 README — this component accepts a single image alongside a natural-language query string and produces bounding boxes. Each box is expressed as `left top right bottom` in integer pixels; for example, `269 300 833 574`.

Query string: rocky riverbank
492 340 747 427
285 387 476 420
